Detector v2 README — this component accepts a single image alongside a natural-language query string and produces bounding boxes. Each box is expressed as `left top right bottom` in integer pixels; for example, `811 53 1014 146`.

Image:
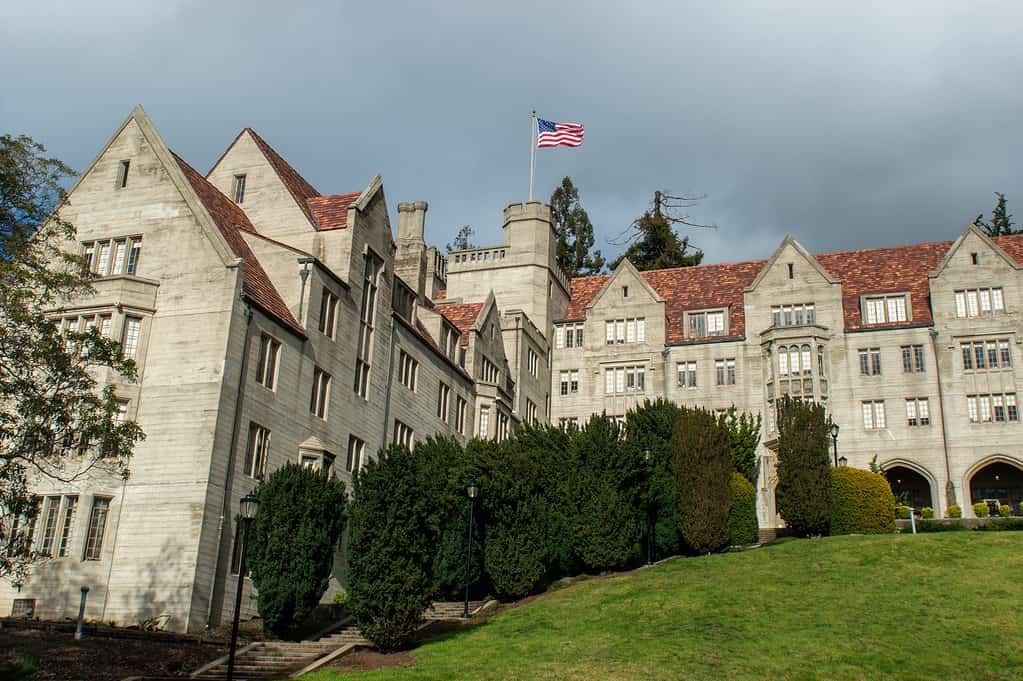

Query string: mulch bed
327 649 415 673
0 627 226 680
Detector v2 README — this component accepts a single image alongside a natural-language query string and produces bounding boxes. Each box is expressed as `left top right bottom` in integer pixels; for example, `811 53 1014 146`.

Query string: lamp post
830 423 840 467
838 455 848 467
227 493 259 681
462 481 480 619
643 447 653 566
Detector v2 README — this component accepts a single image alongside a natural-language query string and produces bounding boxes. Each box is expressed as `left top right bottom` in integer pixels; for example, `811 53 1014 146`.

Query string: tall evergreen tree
975 192 1015 236
774 396 832 537
550 177 605 276
611 192 709 271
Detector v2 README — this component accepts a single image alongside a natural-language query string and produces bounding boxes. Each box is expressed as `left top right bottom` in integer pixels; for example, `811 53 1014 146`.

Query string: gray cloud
3 0 1022 265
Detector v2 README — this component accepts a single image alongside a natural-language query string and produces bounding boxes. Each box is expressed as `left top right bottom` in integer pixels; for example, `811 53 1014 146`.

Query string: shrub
948 505 962 518
998 504 1013 518
673 406 732 553
569 415 644 571
895 505 910 520
625 399 684 560
915 520 968 533
977 518 1023 531
722 408 762 484
348 445 437 650
247 463 347 638
921 507 934 519
775 397 832 537
973 502 990 518
830 468 896 535
728 472 758 546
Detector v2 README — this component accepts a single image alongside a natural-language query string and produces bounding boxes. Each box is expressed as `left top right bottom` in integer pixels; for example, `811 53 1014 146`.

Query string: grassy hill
309 533 1023 680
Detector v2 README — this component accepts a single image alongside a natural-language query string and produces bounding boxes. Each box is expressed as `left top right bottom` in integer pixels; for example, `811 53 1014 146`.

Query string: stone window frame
684 307 728 339
859 292 912 325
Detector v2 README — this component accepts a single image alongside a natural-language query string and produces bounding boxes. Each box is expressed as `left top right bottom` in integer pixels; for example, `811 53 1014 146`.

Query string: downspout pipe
206 303 254 629
380 314 397 453
930 329 956 509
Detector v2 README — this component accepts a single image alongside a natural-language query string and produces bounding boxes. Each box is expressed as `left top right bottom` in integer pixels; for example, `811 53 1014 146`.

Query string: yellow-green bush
948 505 962 518
728 472 758 546
973 502 990 518
921 507 934 519
998 504 1013 518
895 505 911 520
830 467 896 535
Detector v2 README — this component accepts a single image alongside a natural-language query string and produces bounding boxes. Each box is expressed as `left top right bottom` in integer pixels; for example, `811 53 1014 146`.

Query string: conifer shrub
830 467 895 535
625 399 684 560
728 472 758 546
948 505 962 518
672 406 732 553
973 502 990 518
247 463 347 638
347 445 437 650
722 407 761 484
775 396 832 537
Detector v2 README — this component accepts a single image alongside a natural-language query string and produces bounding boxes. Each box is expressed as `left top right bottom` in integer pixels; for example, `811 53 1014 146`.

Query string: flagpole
528 110 536 201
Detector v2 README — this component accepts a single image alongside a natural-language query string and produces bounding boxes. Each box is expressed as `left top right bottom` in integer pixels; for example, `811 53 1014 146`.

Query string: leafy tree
550 177 604 276
569 415 644 571
347 445 438 650
672 406 732 553
611 191 709 271
775 396 832 537
445 224 477 252
247 463 347 637
625 399 683 560
0 135 143 587
723 407 761 484
975 192 1015 236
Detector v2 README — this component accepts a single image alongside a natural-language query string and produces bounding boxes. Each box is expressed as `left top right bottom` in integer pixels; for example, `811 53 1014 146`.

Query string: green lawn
309 533 1023 681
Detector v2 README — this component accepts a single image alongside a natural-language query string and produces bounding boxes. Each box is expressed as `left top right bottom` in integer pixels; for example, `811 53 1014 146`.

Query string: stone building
5 105 1023 629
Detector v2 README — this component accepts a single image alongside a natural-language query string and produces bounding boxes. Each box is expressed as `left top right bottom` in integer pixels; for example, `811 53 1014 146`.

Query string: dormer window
688 310 726 338
233 174 246 204
116 160 130 188
863 294 907 324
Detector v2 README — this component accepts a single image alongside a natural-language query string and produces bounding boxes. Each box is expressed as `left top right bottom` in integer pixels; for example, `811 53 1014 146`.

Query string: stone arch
880 458 937 511
966 455 1023 514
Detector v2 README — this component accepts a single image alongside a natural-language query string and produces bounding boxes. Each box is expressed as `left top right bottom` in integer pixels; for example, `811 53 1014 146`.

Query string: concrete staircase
425 600 486 621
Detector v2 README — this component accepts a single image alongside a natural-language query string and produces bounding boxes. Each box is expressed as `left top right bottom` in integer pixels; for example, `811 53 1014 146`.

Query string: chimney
397 200 428 244
394 201 429 299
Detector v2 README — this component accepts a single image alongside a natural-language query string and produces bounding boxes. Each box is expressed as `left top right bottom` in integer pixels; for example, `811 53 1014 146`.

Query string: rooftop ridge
242 127 321 229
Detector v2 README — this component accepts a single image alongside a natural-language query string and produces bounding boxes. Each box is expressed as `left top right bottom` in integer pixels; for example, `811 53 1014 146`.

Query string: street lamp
462 482 480 619
227 493 259 681
643 447 654 566
829 423 840 467
838 456 848 467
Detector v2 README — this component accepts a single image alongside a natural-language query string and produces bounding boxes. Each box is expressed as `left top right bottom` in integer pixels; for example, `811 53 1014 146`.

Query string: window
232 174 246 203
787 263 794 279
676 361 697 388
955 288 1004 318
968 393 1018 423
526 399 537 424
771 303 815 327
437 383 450 420
558 417 579 430
478 406 490 438
858 348 882 376
688 311 725 338
605 318 645 344
862 401 886 430
393 420 415 449
355 253 382 398
57 495 78 558
906 398 930 427
605 366 645 394
901 345 925 373
82 497 111 561
117 160 130 188
863 295 908 324
255 334 281 389
713 358 736 386
480 357 500 383
962 340 1012 371
346 435 364 473
310 368 331 418
82 237 143 276
555 322 584 349
622 285 629 298
455 396 467 434
121 316 141 360
319 288 338 339
244 424 270 479
398 351 418 391
37 496 62 556
527 348 539 378
560 370 580 395
10 599 35 617
971 252 979 265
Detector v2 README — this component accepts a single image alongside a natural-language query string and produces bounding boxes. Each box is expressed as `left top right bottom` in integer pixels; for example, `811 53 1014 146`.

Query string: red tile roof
243 128 322 227
562 233 1023 343
306 192 362 230
435 302 483 347
174 152 305 336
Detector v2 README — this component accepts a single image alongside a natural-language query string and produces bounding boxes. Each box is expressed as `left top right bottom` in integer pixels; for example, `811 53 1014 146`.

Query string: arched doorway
969 460 1023 514
885 465 933 510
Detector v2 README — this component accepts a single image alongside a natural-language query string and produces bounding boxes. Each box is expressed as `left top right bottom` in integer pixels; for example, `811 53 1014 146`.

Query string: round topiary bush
921 507 934 519
830 467 896 535
728 472 758 546
895 505 910 519
998 504 1012 518
973 502 990 518
948 505 962 518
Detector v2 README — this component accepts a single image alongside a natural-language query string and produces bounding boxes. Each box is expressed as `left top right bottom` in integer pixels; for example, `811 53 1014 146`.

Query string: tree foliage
728 472 758 546
672 407 732 553
723 407 761 484
247 464 347 637
550 177 604 276
445 224 477 252
612 209 704 271
775 396 832 537
625 399 683 560
975 192 1015 236
0 135 143 586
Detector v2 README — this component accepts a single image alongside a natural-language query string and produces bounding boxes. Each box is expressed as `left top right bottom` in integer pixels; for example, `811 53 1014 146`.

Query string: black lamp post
462 481 480 619
830 423 840 467
227 493 259 681
643 447 654 566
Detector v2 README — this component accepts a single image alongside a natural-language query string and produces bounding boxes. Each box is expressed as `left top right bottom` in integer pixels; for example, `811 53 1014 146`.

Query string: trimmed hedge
948 505 962 518
895 505 911 520
998 504 1013 518
973 502 990 518
728 472 758 546
831 468 896 535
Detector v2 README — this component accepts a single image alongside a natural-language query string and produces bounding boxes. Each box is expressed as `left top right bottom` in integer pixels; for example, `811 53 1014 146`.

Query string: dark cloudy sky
3 1 1021 265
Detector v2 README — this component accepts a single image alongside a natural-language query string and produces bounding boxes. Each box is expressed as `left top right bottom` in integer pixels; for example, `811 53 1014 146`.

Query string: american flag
537 118 584 148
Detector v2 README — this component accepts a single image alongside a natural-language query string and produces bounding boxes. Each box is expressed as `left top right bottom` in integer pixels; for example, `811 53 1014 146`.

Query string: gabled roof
174 152 305 336
435 302 484 347
306 192 362 230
